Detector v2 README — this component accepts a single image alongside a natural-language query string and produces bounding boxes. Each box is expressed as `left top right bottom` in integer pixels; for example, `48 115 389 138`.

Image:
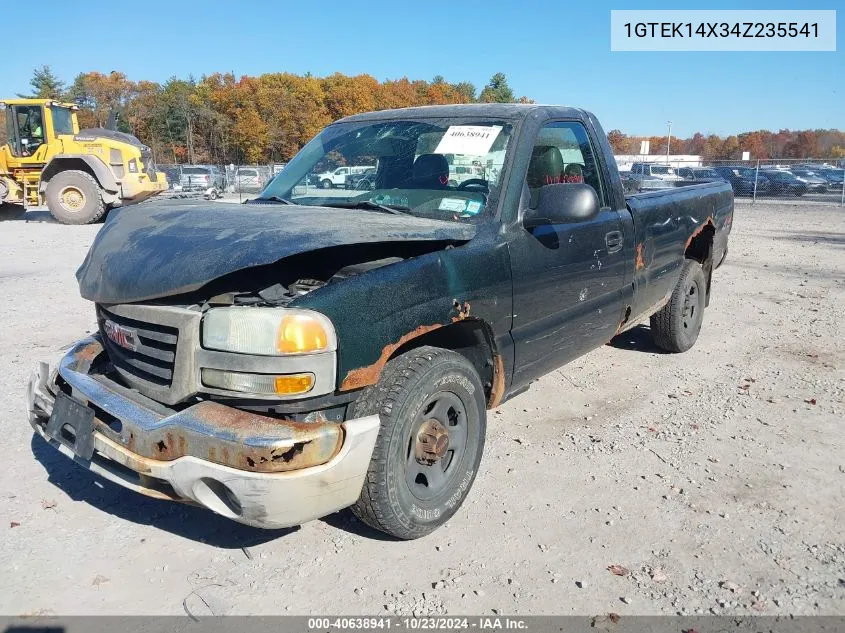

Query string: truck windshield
258 117 514 222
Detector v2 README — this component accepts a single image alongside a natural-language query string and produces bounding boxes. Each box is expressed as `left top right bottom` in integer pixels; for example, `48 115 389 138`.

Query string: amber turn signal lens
277 314 329 354
274 373 315 395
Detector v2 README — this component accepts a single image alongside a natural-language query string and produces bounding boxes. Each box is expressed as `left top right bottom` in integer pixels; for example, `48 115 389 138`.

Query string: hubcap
60 186 85 212
406 392 468 500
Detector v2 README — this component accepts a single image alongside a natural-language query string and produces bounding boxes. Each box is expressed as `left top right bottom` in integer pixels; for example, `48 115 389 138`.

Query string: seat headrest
412 154 449 188
527 146 564 188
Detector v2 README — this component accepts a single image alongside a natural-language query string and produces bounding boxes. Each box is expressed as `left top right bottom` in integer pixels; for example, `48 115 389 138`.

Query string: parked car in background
620 172 676 193
790 169 830 192
759 170 808 196
234 167 266 193
711 166 769 196
812 166 845 187
677 167 726 183
346 168 377 190
630 162 683 181
180 165 225 197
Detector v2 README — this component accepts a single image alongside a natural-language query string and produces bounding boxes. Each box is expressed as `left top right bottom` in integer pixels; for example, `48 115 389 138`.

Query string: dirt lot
0 201 843 616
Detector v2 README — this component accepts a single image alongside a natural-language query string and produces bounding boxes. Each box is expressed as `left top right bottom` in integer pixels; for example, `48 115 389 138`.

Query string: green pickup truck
27 104 733 539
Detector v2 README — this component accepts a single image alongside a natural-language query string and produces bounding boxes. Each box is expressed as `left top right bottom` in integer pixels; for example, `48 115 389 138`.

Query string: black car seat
527 146 564 205
411 154 450 189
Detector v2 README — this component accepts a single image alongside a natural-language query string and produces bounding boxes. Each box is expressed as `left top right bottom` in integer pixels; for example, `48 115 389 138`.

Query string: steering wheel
457 178 488 191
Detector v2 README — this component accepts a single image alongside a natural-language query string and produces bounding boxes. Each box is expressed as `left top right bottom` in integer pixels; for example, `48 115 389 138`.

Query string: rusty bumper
26 338 380 529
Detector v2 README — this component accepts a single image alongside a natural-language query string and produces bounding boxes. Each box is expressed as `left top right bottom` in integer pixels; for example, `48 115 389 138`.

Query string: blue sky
3 0 841 137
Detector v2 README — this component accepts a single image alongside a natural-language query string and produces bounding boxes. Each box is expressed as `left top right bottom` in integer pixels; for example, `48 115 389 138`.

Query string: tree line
607 129 845 161
6 65 845 164
8 66 528 165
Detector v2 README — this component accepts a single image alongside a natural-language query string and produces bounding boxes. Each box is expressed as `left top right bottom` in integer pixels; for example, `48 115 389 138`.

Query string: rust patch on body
340 323 445 391
122 401 342 473
340 300 475 391
487 353 506 409
635 243 645 271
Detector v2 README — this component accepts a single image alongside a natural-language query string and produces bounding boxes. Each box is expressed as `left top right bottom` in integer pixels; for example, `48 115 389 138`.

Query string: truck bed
624 181 734 322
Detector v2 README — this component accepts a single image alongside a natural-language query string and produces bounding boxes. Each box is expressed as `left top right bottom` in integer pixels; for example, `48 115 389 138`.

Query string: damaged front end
27 336 380 528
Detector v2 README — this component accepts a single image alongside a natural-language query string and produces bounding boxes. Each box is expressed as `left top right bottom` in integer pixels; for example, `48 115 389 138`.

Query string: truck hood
76 202 476 304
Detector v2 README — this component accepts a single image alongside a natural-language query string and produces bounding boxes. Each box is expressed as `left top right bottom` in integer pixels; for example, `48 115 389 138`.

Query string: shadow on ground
608 324 668 354
30 433 295 548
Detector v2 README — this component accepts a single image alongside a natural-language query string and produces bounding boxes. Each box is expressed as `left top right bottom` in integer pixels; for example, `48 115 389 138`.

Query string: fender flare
39 154 119 194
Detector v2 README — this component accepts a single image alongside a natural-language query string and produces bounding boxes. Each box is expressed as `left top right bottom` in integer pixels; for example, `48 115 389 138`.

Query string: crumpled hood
76 202 476 304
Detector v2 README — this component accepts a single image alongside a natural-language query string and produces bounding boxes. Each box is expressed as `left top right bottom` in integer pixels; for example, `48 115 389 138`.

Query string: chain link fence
154 157 845 207
618 157 845 205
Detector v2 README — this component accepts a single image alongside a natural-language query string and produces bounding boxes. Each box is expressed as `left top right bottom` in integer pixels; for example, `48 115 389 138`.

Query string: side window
526 121 606 208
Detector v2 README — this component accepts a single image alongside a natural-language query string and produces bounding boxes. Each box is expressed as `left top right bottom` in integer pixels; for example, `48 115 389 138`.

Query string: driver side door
508 120 629 388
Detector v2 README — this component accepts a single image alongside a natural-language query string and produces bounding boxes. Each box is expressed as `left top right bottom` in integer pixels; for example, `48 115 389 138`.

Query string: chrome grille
97 306 178 387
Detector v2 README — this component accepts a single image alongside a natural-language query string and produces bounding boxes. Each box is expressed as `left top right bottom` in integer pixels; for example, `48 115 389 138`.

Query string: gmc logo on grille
103 319 140 352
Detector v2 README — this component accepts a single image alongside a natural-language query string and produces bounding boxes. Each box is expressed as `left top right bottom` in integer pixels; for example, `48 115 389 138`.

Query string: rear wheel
650 259 707 353
350 346 486 539
321 179 333 189
45 170 106 225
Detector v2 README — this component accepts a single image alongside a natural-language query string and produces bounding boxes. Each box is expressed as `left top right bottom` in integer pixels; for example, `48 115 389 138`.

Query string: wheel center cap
415 419 450 464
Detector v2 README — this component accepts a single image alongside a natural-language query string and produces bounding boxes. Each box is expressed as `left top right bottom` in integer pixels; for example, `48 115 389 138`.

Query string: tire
349 346 486 540
650 259 707 353
321 179 333 189
45 170 106 225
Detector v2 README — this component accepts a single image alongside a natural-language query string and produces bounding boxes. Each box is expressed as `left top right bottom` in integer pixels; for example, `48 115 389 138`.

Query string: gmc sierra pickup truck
27 104 733 540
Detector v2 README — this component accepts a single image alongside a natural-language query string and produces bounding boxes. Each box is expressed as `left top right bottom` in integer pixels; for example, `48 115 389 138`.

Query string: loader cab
1 100 78 161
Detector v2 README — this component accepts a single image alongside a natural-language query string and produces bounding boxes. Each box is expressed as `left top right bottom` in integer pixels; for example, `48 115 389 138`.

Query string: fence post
753 159 760 204
841 166 844 207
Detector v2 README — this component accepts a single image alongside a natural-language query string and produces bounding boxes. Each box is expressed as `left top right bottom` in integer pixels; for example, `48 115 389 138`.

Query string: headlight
128 158 138 173
202 307 336 356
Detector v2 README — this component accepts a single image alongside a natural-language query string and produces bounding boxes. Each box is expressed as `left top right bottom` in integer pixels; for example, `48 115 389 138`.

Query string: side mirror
524 183 600 228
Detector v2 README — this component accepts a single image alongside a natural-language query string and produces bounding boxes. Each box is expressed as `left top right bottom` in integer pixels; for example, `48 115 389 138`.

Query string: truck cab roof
337 103 590 124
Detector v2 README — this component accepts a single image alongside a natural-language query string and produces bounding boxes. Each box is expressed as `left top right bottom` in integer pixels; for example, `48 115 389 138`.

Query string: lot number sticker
435 126 502 156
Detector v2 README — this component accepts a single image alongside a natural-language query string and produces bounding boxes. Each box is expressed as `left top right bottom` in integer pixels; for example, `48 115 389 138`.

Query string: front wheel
45 170 107 224
349 346 486 539
650 259 707 353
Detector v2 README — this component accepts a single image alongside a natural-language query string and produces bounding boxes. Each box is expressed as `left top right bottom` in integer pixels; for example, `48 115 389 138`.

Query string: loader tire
46 170 107 225
650 259 707 353
349 346 486 540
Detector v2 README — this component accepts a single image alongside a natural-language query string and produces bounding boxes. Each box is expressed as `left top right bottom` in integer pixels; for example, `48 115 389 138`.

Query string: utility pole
666 120 672 165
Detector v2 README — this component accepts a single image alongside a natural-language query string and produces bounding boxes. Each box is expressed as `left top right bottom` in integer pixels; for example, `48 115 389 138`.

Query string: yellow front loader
0 99 167 224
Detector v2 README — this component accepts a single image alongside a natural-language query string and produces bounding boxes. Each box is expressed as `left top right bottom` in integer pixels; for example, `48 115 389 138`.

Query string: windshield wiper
249 196 295 205
320 200 411 215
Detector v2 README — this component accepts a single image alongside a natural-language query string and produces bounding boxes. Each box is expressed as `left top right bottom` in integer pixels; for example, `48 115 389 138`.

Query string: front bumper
26 338 380 529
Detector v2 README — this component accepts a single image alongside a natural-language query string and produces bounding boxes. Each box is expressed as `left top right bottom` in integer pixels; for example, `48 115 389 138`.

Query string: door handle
605 231 623 254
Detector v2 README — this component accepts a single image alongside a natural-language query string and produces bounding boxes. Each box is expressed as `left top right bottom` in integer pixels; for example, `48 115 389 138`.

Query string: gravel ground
0 201 843 616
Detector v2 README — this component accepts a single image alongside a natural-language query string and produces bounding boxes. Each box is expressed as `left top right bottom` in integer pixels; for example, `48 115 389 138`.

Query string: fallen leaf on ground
40 499 57 510
10 521 20 528
805 398 817 405
607 565 629 576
